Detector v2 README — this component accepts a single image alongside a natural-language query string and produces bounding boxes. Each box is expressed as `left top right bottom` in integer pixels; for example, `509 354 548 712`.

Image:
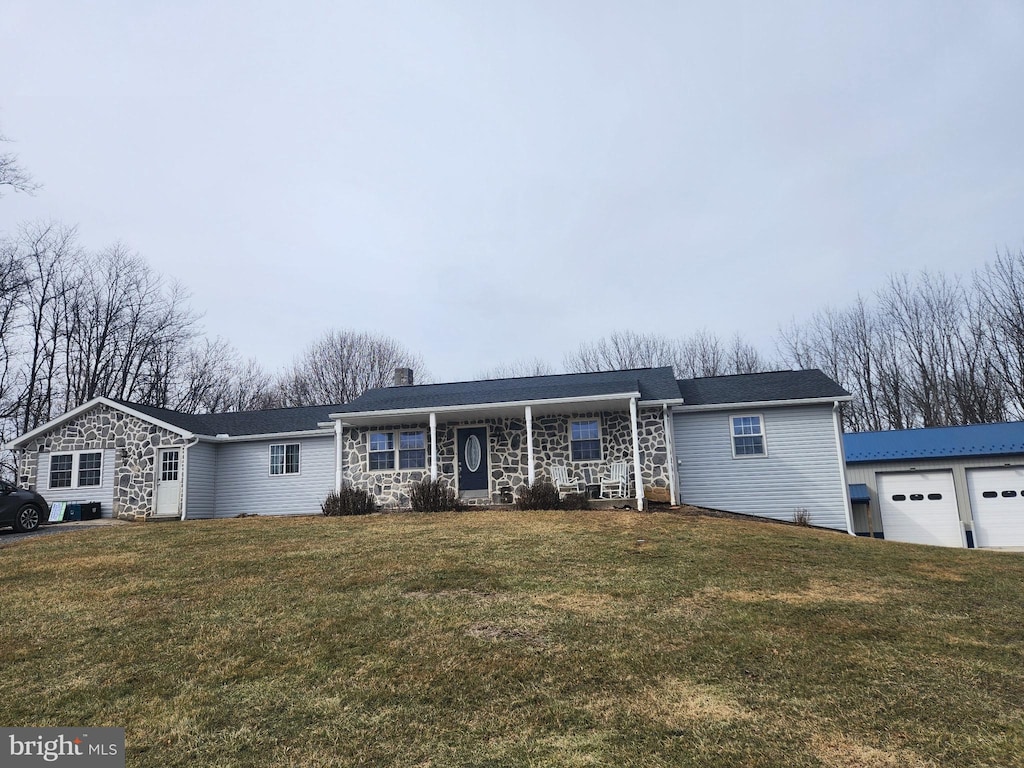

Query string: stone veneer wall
341 408 670 507
18 404 186 520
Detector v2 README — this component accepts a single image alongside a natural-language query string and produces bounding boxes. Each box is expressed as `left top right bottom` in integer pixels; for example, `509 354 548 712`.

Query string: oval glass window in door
465 435 482 472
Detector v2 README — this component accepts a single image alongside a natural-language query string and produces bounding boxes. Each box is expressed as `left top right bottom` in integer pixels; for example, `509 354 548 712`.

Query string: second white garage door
877 471 963 547
966 467 1024 548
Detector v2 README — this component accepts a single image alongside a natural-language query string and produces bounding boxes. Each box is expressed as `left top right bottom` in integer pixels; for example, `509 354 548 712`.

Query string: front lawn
1 511 1021 766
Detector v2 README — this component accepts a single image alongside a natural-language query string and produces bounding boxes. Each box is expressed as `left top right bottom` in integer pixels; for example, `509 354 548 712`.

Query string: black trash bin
80 502 102 521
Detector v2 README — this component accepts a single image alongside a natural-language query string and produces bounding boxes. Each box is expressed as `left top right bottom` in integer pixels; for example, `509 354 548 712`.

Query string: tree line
6 221 1024 478
5 121 1024 473
0 223 427 475
777 252 1024 432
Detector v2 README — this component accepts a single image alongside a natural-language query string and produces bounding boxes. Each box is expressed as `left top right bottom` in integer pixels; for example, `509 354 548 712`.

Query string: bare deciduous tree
479 358 555 379
276 329 425 406
564 329 774 378
173 339 275 414
564 330 678 374
0 130 39 196
778 260 1023 431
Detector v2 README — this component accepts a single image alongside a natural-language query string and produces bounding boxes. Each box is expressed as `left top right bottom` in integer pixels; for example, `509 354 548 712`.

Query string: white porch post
629 397 644 511
663 403 678 506
525 405 535 485
430 412 438 481
334 420 343 493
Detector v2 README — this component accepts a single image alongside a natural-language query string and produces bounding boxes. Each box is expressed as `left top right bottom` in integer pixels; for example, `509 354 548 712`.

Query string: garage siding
674 404 849 530
213 436 334 517
184 441 217 519
37 449 116 518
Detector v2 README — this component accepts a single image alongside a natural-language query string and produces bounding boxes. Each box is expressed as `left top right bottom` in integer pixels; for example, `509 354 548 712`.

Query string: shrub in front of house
409 478 466 512
558 491 591 511
515 480 562 511
322 486 378 516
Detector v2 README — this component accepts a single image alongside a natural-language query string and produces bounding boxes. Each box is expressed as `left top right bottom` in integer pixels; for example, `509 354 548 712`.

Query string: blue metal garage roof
844 422 1024 463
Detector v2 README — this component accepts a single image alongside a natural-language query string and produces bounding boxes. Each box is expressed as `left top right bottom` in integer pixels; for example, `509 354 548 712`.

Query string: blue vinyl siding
674 404 849 531
213 436 334 517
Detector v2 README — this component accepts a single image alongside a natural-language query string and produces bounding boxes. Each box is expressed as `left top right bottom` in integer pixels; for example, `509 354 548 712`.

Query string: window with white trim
368 430 427 470
731 415 766 457
368 432 395 470
399 431 426 469
570 419 602 461
270 443 300 475
48 451 103 489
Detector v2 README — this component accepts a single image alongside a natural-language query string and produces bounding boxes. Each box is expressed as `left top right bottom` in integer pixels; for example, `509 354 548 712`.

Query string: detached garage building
844 422 1024 549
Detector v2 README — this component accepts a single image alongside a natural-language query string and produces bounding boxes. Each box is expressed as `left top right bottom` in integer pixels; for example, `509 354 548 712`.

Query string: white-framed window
570 419 602 461
398 431 426 469
48 451 103 489
368 430 428 471
269 443 300 476
731 414 766 457
368 432 395 470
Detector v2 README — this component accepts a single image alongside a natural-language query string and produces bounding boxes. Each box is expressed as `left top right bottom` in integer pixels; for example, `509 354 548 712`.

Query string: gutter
198 428 332 443
674 395 854 412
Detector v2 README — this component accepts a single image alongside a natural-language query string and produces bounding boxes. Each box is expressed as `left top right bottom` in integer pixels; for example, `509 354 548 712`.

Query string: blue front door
457 427 488 492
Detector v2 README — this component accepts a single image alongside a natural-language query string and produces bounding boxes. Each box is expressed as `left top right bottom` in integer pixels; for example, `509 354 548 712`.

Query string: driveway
0 518 130 546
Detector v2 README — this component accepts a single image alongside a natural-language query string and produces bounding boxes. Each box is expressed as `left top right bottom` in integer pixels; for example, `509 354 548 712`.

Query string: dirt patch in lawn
530 591 621 614
910 562 967 582
465 622 549 649
586 677 752 727
703 579 894 606
403 588 506 604
811 733 934 768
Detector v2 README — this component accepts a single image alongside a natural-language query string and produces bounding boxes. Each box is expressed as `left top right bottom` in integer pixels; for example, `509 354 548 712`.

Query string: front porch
333 400 676 510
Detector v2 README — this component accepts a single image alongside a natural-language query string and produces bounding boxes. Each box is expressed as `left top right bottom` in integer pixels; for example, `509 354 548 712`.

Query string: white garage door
877 471 963 547
966 467 1024 548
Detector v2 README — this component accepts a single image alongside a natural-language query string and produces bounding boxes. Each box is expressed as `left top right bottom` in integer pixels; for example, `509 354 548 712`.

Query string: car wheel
13 504 41 533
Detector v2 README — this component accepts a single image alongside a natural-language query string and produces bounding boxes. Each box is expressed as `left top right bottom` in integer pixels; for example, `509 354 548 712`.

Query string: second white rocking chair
600 461 629 498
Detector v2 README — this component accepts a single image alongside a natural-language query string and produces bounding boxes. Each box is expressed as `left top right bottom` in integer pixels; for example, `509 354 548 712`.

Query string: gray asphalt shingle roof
111 367 845 437
333 367 683 413
118 401 340 437
676 369 850 406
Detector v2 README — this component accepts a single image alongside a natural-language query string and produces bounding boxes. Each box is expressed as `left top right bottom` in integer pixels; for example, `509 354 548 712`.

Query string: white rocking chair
550 465 585 498
600 461 629 498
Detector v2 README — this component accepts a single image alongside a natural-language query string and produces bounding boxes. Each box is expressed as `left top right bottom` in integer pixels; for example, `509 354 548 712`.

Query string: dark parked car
0 480 47 533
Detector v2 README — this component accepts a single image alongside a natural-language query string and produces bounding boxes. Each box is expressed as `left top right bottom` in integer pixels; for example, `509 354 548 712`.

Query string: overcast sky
2 1 1023 382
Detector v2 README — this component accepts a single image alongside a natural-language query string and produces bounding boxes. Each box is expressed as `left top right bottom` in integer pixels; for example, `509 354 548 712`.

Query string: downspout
179 436 200 521
525 405 535 485
334 420 343 493
663 404 677 506
430 412 438 481
833 401 855 535
629 397 644 511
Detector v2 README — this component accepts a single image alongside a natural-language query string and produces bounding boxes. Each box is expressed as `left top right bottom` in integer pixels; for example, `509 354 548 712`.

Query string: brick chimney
393 367 414 386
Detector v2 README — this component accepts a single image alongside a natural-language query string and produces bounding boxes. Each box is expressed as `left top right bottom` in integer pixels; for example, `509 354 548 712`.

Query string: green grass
1 511 1022 767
